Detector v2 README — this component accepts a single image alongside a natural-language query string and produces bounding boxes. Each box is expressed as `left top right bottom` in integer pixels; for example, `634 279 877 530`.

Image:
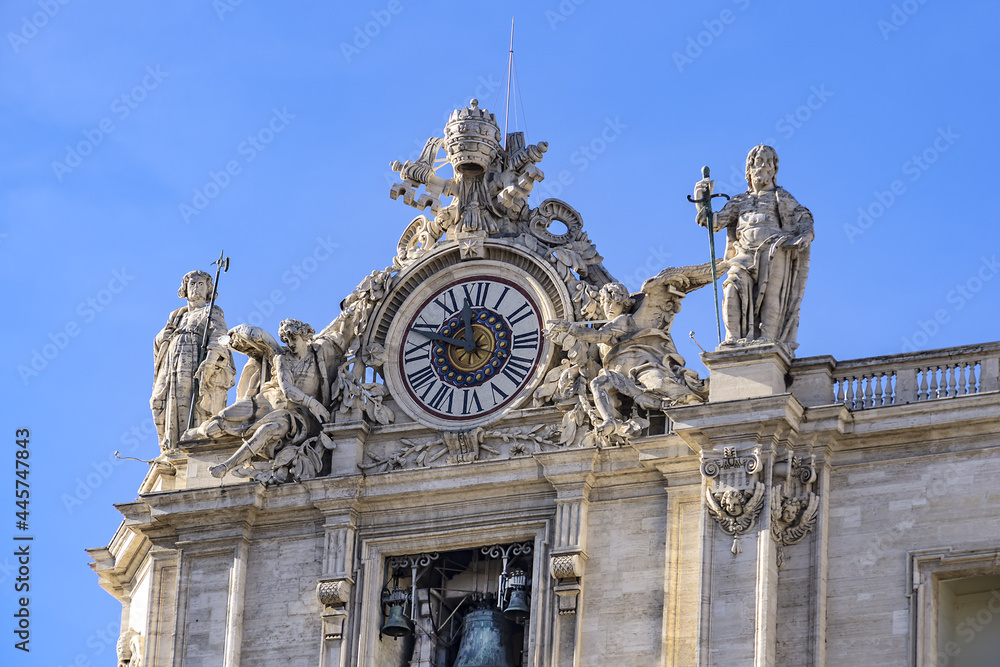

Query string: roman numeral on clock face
501 355 534 385
461 282 491 307
398 276 546 423
461 388 483 415
512 329 540 350
506 303 533 326
427 384 454 412
432 289 459 316
404 339 433 364
406 365 435 392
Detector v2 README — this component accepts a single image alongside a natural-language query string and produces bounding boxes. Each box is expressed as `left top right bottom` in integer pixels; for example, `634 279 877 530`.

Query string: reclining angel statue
545 262 720 439
183 318 343 481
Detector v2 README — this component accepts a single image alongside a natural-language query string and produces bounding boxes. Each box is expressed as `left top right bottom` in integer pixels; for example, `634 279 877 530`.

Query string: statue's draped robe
205 338 339 459
715 187 813 345
151 304 235 448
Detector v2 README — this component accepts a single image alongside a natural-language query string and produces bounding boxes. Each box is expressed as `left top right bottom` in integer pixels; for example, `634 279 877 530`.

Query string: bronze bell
503 588 530 622
453 608 516 667
381 602 413 638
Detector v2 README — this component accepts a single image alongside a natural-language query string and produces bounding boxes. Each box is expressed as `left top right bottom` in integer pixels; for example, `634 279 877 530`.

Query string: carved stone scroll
771 453 819 548
701 447 765 555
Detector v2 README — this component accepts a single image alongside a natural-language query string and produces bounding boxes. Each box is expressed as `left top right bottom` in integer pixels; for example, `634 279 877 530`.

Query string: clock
381 258 558 430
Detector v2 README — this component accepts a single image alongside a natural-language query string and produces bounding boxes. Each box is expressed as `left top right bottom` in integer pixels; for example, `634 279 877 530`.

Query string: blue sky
1 1 997 664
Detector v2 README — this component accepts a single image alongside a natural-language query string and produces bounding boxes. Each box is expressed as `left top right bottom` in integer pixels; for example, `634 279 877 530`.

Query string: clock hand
461 299 475 353
408 328 468 348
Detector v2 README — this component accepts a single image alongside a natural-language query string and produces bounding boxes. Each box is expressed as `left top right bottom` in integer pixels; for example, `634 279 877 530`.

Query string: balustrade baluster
863 374 874 409
846 377 856 409
929 366 940 399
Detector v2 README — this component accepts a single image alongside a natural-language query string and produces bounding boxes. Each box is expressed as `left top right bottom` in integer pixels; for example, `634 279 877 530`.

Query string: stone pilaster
535 448 597 667
670 394 803 667
314 497 360 667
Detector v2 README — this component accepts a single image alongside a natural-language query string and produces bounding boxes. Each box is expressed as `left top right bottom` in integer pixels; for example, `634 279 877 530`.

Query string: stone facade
90 100 1000 666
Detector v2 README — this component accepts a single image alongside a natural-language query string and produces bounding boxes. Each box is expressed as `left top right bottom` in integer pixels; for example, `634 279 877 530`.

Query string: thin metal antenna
503 17 514 137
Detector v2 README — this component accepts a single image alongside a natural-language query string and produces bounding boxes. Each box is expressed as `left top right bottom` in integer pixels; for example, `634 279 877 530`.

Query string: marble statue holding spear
150 253 235 451
692 145 814 352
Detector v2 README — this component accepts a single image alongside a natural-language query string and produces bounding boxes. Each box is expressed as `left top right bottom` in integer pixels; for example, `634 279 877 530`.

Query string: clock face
395 275 545 426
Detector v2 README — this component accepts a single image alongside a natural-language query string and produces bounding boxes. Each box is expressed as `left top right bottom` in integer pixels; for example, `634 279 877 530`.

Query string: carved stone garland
701 447 766 556
359 424 564 473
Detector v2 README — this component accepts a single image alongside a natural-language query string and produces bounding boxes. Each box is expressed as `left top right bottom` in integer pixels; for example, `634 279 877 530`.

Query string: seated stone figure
183 319 341 478
546 266 716 437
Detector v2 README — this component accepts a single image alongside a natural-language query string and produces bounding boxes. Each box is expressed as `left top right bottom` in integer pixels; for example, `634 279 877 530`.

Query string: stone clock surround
369 239 572 430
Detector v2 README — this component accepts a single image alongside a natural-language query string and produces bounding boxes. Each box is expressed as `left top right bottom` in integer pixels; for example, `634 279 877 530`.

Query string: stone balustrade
790 342 1000 409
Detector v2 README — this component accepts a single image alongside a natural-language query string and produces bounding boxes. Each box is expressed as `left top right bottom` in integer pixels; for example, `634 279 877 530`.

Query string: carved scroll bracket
701 446 766 556
770 452 819 550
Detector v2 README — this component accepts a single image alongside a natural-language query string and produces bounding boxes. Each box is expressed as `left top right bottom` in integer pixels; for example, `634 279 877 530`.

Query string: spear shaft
687 166 728 345
186 251 230 432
